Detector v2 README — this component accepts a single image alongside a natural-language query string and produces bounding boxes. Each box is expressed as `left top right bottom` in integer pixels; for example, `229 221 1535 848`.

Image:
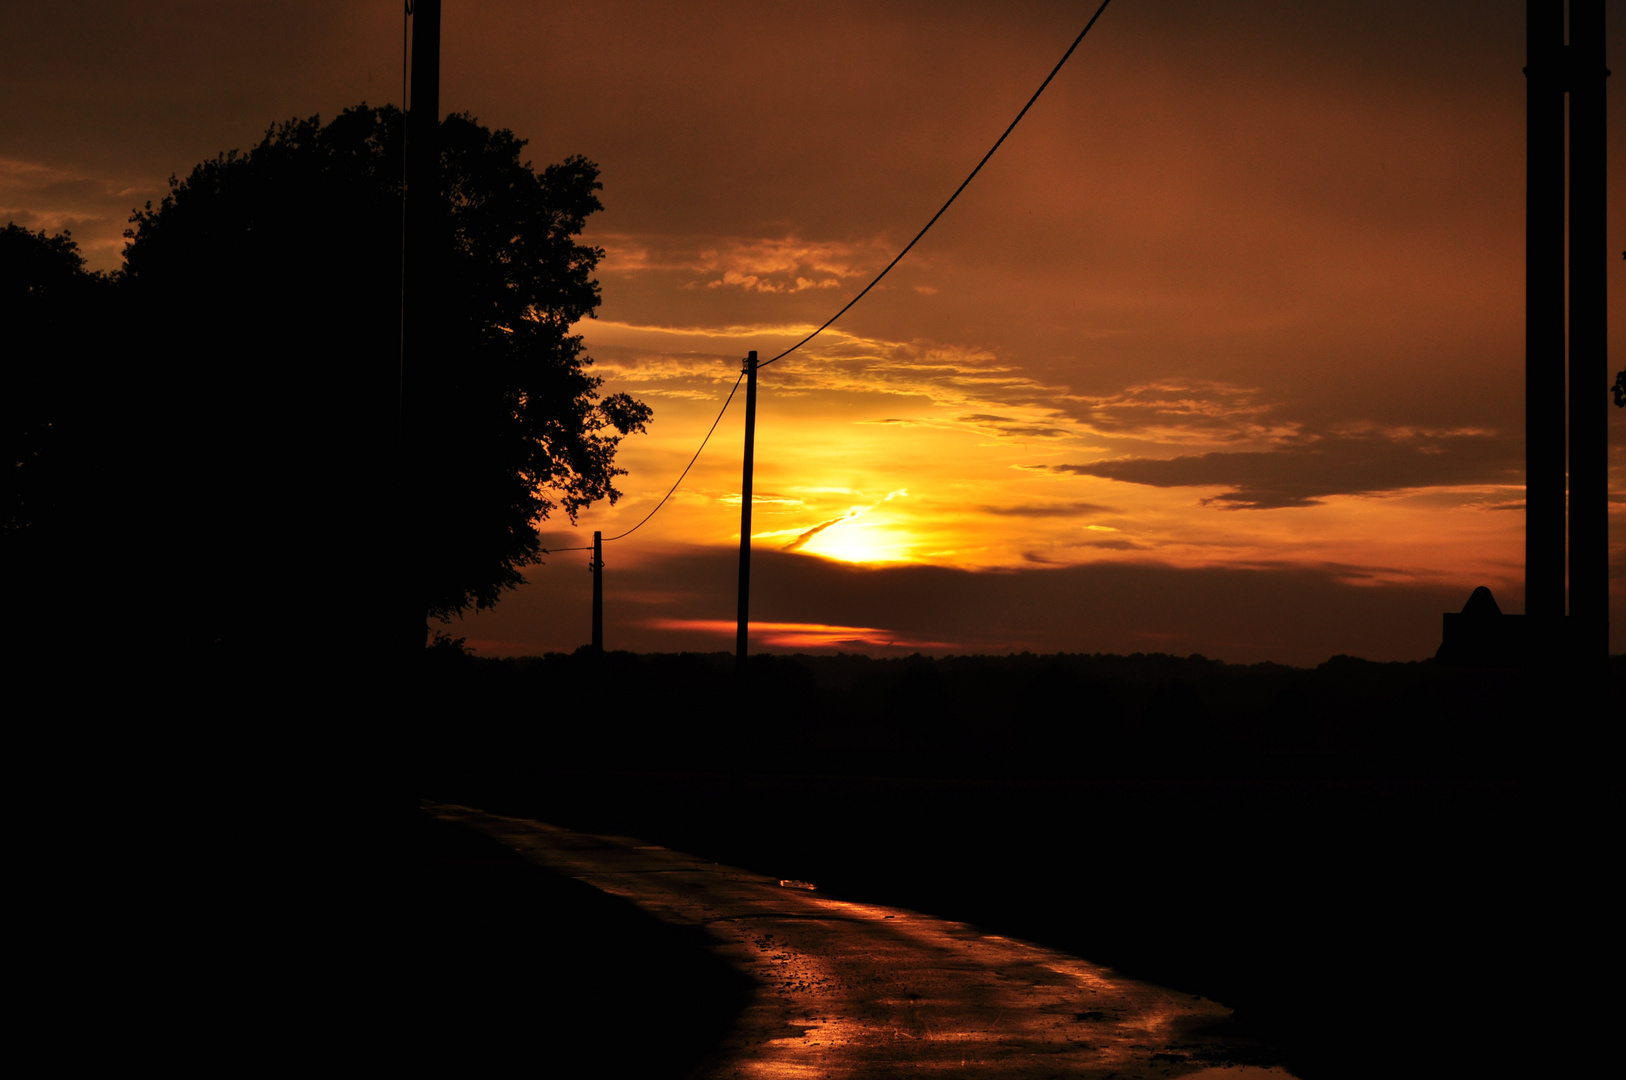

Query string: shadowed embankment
415 811 752 1075
420 649 1618 1079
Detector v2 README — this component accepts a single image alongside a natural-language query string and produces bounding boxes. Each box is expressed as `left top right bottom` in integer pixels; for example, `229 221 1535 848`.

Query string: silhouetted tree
1 225 118 665
117 105 648 651
1 224 108 546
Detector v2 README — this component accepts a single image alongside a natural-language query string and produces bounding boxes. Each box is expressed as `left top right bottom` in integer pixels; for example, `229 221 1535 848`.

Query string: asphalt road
424 802 1298 1079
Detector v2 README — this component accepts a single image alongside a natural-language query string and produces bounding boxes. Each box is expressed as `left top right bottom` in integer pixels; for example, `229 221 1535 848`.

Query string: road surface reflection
425 802 1298 1079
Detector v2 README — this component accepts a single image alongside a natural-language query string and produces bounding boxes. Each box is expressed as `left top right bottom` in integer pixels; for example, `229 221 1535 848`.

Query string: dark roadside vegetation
421 646 1619 1080
416 812 753 1076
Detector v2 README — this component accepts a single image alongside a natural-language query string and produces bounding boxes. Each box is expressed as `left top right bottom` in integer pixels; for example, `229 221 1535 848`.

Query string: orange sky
5 1 1623 661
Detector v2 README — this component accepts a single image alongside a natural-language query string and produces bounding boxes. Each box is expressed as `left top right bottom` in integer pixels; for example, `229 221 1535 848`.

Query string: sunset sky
6 1 1623 662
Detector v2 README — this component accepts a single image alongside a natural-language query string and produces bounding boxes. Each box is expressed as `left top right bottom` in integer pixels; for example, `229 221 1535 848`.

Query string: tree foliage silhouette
119 105 648 643
1 224 108 552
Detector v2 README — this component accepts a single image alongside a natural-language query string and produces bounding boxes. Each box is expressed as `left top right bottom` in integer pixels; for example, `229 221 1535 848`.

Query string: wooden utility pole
1567 0 1610 660
1523 0 1611 662
402 0 441 655
1525 0 1565 624
736 351 759 671
591 530 604 653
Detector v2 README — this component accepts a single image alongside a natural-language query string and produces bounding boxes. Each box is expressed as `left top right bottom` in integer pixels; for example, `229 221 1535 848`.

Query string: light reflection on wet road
425 803 1297 1080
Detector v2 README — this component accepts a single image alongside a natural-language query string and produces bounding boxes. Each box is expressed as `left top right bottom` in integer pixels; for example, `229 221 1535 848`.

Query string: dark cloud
996 426 1071 439
1073 537 1151 551
1036 430 1522 509
1236 558 1430 581
977 501 1118 518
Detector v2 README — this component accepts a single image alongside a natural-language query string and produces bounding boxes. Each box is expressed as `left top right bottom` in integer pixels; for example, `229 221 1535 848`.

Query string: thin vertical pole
591 530 603 653
402 0 441 655
1526 0 1567 623
409 0 441 128
736 351 759 671
1568 0 1610 659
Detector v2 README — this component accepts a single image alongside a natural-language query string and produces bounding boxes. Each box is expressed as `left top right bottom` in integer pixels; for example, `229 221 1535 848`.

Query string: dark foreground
419 649 1618 1078
415 810 752 1075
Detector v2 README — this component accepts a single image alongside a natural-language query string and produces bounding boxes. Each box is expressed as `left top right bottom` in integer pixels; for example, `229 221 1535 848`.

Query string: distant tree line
417 648 1568 784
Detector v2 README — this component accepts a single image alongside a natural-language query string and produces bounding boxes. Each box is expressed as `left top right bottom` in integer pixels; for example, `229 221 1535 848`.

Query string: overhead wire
544 368 747 553
543 0 1114 551
757 0 1114 370
398 1 412 438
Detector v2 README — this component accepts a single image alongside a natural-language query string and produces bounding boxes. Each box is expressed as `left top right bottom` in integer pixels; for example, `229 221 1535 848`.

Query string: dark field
419 649 1617 1078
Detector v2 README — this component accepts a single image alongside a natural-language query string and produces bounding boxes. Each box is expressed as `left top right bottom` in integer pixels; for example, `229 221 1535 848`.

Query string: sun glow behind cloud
552 317 1528 603
794 517 914 566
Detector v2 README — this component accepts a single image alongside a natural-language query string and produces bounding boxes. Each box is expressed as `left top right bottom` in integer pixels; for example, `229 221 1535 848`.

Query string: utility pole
1523 0 1611 663
1525 0 1565 625
1567 0 1610 661
402 0 441 656
736 351 759 672
591 530 604 653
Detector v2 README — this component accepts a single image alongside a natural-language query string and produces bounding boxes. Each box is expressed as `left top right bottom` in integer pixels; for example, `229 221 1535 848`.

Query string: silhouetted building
1436 586 1527 667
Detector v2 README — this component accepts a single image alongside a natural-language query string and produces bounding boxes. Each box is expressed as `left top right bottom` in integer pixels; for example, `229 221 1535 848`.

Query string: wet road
423 802 1297 1080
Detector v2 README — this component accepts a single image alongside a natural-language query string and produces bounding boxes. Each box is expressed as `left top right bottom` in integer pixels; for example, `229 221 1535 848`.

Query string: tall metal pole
1525 0 1567 625
1568 0 1610 660
591 530 604 653
408 0 440 153
735 351 759 671
402 0 441 654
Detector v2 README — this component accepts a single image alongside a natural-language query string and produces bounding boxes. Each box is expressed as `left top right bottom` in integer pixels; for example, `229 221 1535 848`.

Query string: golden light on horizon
646 618 955 651
551 313 1535 614
795 518 914 566
757 488 918 565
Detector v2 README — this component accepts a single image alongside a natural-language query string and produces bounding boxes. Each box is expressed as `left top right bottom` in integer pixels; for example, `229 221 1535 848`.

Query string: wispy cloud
784 516 845 551
1065 380 1303 446
593 232 883 293
977 501 1118 518
1073 537 1152 551
583 322 1314 456
782 489 908 552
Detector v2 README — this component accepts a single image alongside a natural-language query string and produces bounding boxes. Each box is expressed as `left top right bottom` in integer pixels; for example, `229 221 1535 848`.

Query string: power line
605 368 746 541
544 1 1115 556
758 0 1115 370
544 368 747 553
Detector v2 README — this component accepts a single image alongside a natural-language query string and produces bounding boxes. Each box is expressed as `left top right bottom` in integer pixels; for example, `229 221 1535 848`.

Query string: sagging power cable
544 368 747 552
545 0 1114 553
